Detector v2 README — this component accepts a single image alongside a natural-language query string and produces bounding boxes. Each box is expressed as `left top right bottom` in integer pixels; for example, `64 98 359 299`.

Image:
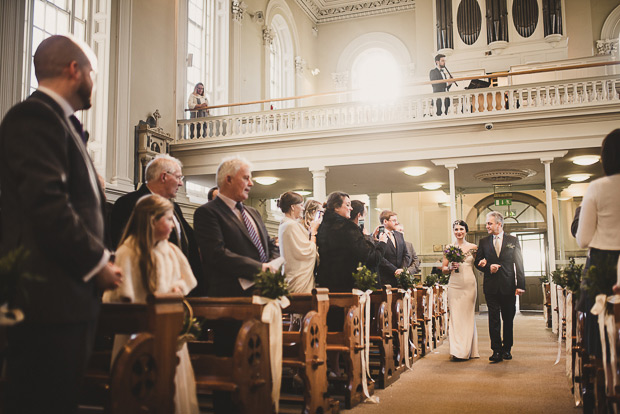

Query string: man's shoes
489 351 503 363
502 351 512 360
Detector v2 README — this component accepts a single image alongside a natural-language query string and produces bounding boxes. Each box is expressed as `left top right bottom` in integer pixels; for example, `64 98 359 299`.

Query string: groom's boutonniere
506 243 515 249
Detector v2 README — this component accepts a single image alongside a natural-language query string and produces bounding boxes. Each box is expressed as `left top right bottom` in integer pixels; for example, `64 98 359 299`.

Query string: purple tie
236 202 268 262
69 115 88 144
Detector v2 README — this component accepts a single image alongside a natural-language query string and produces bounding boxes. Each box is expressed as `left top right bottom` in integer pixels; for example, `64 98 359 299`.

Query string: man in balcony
429 53 454 116
109 154 204 295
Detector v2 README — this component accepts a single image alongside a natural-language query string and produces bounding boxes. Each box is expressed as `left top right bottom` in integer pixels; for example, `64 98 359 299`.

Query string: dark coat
429 67 451 93
474 233 526 295
110 184 204 294
0 91 105 323
378 231 410 287
193 197 278 297
316 210 386 292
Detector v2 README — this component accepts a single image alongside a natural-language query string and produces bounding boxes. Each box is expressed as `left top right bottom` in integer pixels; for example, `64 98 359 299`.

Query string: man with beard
429 53 455 115
0 35 122 413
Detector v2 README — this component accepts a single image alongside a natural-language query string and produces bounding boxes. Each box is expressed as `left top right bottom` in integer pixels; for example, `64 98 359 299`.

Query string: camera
378 225 385 235
484 123 494 130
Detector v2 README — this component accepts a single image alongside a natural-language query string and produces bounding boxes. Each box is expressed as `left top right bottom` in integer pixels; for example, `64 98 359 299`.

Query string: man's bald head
34 35 95 82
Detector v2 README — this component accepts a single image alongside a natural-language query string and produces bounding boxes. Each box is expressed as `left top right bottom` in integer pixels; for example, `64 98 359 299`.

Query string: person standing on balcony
429 54 454 116
187 82 209 138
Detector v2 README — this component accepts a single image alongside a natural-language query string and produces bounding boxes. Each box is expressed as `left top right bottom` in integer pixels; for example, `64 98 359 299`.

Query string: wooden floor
347 311 577 414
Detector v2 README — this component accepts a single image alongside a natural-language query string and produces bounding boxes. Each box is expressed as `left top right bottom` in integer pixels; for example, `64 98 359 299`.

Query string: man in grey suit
396 224 420 274
0 35 122 413
475 211 525 363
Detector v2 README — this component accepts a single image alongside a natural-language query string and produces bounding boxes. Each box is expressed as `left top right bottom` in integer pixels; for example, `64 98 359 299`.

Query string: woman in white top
187 82 208 138
277 192 320 293
576 129 620 358
103 195 199 414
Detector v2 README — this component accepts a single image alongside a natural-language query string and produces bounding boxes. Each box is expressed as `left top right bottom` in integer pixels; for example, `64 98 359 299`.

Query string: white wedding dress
447 247 480 359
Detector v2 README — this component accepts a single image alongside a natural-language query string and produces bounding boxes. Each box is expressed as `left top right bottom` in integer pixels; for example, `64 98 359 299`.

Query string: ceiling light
254 176 278 185
422 182 442 190
403 167 428 177
557 196 572 201
572 155 600 166
295 190 312 196
566 174 591 182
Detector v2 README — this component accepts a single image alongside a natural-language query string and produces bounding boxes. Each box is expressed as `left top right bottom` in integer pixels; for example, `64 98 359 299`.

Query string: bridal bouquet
444 245 465 273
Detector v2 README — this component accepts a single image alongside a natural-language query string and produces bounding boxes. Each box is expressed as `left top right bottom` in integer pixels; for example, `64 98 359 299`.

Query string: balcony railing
175 74 620 142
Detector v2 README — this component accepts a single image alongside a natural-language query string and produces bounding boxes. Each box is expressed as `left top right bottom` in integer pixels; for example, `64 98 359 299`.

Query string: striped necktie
236 202 268 262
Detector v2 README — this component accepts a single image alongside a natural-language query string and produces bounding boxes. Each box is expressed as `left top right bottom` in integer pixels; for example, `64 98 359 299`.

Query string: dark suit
193 196 278 297
378 231 410 287
429 67 452 115
475 233 525 353
0 90 106 413
403 240 420 274
110 184 205 294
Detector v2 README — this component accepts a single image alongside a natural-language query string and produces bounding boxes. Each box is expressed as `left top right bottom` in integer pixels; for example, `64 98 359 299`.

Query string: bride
442 220 480 360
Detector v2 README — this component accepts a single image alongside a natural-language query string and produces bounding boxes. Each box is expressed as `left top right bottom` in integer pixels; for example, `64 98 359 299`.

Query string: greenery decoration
178 299 205 349
0 246 41 307
253 269 290 299
398 269 420 290
423 273 438 287
550 258 583 296
352 263 378 292
438 272 450 285
584 254 618 299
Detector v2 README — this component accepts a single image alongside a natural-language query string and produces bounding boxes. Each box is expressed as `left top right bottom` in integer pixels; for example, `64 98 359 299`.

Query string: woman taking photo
277 192 320 293
316 191 388 292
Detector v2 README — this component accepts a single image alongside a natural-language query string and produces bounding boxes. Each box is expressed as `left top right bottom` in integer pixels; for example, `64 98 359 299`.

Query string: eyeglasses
166 171 184 182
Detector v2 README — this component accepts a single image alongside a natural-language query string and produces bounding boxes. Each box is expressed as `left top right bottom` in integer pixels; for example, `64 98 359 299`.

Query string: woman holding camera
278 192 320 293
316 191 388 292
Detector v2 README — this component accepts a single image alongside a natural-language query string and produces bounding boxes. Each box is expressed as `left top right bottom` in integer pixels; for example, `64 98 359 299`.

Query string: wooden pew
283 289 339 414
185 297 272 414
390 288 418 373
80 293 184 414
543 282 552 328
323 293 375 409
369 287 399 388
415 287 432 356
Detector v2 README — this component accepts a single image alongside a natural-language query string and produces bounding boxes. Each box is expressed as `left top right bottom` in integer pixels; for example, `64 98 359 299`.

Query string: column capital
445 163 458 170
540 157 555 164
310 167 329 175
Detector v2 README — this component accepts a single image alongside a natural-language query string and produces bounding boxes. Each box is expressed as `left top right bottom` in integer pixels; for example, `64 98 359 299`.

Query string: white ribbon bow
554 286 565 365
590 294 619 395
427 288 434 351
252 295 290 412
352 289 378 403
402 290 412 369
410 288 418 352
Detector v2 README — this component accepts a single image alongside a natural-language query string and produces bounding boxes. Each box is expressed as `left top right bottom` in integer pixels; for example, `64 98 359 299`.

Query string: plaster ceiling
185 147 604 201
294 0 416 25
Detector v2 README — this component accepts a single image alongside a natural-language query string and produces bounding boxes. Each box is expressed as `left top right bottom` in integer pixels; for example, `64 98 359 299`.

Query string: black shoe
489 351 503 362
502 351 512 360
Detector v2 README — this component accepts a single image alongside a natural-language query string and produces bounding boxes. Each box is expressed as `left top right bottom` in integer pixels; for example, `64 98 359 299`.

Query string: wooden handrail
185 60 620 112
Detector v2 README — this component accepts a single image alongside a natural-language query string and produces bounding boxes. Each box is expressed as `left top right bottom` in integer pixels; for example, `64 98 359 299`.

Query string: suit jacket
193 197 278 297
429 67 451 93
0 91 105 323
474 233 526 296
403 240 420 274
109 184 204 294
378 231 410 287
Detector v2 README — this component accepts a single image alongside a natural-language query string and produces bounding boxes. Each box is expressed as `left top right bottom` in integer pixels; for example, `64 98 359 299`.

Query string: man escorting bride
442 220 480 360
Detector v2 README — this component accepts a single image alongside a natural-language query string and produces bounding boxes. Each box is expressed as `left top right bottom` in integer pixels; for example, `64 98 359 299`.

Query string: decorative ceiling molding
294 0 415 25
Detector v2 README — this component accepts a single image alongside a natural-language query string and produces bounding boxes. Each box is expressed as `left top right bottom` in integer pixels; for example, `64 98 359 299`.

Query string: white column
310 167 329 202
446 164 458 224
368 193 379 229
542 157 558 333
0 0 26 119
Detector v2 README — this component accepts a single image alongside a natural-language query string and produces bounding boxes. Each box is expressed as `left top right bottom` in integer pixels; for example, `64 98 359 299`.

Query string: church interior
1 0 619 412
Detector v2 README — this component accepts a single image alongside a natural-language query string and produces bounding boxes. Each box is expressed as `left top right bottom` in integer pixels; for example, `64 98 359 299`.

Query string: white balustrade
176 75 620 142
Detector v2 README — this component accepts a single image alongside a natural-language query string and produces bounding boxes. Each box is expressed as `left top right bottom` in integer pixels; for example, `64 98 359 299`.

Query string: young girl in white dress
103 194 199 414
442 220 480 360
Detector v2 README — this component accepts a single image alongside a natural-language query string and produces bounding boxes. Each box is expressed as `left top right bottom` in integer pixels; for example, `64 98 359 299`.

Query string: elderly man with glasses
110 154 204 294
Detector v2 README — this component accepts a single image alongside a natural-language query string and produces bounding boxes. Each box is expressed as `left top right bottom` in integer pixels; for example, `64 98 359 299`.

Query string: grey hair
145 154 183 183
486 211 504 226
216 156 252 187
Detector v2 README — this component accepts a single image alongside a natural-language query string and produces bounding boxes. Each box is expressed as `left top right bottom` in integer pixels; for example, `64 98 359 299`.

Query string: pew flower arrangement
0 246 41 326
254 269 290 300
584 255 617 299
423 273 438 288
398 269 420 290
437 272 450 285
551 258 583 297
352 263 378 292
444 245 465 273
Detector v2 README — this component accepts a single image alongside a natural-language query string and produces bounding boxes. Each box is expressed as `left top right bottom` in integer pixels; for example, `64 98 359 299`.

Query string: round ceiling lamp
254 176 278 185
572 155 600 166
403 167 428 177
295 190 312 196
422 183 442 190
566 174 591 182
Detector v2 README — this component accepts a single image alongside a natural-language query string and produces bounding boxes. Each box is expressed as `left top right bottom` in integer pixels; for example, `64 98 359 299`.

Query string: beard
77 77 93 110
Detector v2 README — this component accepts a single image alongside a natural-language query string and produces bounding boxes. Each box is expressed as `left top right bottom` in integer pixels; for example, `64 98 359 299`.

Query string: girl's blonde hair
302 199 322 230
119 194 174 293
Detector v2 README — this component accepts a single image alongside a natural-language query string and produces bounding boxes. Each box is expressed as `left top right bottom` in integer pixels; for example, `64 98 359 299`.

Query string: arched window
269 14 294 108
351 48 401 102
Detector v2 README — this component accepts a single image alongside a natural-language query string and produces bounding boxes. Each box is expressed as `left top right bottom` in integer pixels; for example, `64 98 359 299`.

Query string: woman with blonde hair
302 199 323 231
103 194 198 414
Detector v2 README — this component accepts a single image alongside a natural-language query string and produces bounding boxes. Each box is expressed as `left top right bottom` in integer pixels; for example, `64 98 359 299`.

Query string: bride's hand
451 262 460 271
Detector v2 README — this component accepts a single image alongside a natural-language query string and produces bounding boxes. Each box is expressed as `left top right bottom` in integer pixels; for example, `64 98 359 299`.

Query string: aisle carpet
348 311 576 414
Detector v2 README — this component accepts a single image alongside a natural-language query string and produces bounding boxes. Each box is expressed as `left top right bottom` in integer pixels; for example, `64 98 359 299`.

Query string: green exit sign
495 199 512 206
